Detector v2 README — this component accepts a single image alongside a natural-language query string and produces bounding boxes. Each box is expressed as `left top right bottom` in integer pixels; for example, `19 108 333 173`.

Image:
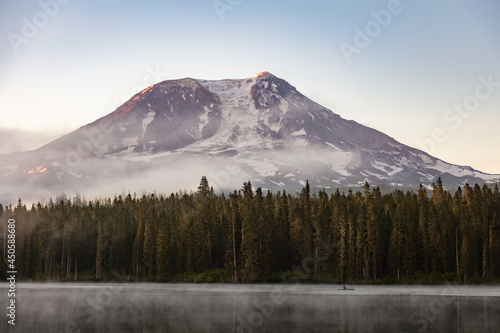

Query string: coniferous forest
1 177 500 283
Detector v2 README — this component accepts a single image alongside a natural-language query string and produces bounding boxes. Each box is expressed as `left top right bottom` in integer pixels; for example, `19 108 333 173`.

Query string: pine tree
336 200 348 284
313 189 333 276
95 217 106 280
4 179 500 284
355 204 368 281
417 185 430 274
254 188 271 279
489 213 500 278
290 181 314 267
192 176 213 272
131 203 146 280
366 187 384 280
389 192 405 280
226 191 241 282
143 204 158 279
272 191 290 272
30 225 43 279
240 181 258 281
156 209 172 280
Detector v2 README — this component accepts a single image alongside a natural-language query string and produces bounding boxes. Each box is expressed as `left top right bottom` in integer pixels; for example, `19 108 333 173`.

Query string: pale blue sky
1 0 499 173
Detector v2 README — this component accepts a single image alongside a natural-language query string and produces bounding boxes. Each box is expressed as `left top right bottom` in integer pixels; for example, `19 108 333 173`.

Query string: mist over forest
1 177 499 284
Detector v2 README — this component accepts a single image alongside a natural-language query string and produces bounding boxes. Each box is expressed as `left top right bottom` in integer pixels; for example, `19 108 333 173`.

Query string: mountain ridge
0 72 498 203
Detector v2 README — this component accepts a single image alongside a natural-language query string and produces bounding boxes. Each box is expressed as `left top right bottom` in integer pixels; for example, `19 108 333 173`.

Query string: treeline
1 177 500 283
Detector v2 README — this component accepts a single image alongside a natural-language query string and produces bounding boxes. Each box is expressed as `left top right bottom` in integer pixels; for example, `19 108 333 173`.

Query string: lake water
1 283 499 332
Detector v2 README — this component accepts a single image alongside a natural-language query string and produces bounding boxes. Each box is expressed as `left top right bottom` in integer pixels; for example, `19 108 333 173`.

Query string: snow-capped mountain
1 72 498 203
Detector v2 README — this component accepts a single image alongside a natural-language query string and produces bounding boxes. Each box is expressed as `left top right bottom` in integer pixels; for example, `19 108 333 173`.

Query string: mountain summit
1 72 498 202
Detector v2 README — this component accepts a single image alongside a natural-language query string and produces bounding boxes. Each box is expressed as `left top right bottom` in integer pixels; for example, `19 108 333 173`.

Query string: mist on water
1 283 499 333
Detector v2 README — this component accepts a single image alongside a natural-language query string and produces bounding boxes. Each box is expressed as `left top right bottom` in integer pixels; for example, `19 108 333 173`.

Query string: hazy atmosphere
1 2 500 332
1 283 500 332
1 0 500 173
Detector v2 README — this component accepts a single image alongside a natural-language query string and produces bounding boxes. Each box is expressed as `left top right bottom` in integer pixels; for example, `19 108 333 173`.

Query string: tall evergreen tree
240 181 259 281
156 209 173 280
226 191 242 281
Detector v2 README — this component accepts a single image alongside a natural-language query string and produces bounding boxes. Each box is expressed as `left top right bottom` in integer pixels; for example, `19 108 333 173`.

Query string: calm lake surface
1 283 499 332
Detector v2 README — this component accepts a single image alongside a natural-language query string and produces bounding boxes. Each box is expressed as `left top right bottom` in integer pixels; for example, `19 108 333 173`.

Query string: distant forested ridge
1 177 500 283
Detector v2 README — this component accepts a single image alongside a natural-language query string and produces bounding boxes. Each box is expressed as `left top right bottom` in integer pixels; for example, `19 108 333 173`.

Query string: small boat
338 283 355 291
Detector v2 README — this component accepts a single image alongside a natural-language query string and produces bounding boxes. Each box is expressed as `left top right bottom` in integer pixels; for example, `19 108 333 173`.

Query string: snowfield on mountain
1 72 498 203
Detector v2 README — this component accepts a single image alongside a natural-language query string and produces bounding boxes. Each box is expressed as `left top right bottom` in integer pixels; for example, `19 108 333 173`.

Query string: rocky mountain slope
1 72 498 203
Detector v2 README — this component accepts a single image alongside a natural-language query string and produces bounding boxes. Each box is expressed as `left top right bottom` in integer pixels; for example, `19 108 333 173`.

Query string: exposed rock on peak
1 72 499 203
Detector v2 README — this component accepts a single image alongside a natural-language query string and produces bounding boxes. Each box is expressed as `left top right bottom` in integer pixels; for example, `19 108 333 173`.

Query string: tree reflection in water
2 284 499 333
